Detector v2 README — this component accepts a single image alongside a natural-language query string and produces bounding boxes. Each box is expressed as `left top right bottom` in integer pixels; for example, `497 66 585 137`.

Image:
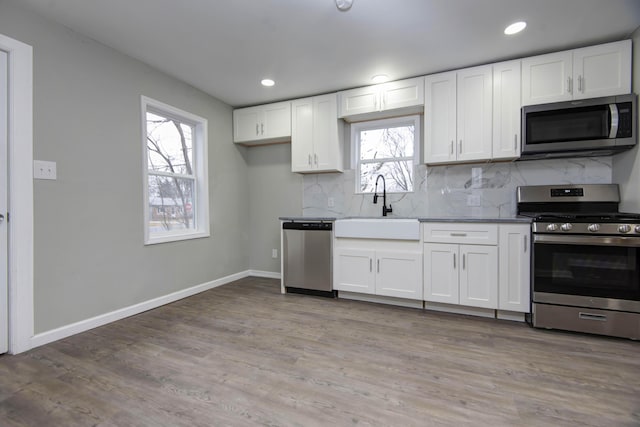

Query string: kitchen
0 0 639 425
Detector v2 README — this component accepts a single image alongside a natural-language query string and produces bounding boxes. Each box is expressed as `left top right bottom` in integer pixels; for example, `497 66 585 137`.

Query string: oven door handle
534 234 640 247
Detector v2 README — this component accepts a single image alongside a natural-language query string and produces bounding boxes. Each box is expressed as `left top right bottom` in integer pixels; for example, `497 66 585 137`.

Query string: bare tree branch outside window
146 111 195 233
357 119 416 193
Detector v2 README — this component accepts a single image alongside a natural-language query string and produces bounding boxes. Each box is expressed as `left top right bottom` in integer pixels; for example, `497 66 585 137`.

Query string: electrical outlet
33 160 57 180
327 197 335 208
272 249 278 259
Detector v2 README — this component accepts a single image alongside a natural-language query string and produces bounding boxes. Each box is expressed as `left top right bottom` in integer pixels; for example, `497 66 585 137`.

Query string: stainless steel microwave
520 94 637 159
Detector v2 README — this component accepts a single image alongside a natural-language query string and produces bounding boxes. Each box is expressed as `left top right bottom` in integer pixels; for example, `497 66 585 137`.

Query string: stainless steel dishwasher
282 221 335 297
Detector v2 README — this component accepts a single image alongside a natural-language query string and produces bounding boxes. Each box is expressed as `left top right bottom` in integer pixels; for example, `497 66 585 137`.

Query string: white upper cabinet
338 77 424 122
521 51 573 106
233 101 291 144
572 40 632 99
492 60 522 160
424 65 492 165
424 71 457 164
291 93 343 173
456 65 493 163
522 40 631 106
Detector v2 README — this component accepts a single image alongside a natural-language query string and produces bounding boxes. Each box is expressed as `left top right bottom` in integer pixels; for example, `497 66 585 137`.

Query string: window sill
145 230 210 245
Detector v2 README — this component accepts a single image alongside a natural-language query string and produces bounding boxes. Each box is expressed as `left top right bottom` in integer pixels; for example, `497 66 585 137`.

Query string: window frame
141 96 210 245
351 115 421 194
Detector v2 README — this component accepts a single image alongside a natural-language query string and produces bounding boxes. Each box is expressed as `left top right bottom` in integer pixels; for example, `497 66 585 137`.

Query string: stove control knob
618 224 631 233
587 224 600 232
546 223 558 232
635 225 640 234
561 223 573 232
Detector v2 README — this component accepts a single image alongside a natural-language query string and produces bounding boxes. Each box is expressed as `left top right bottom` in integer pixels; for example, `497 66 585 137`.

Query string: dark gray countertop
279 216 532 223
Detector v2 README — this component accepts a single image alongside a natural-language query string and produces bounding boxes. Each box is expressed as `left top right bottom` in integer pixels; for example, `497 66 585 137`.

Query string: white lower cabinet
334 240 422 300
498 224 531 313
423 223 499 310
424 243 497 309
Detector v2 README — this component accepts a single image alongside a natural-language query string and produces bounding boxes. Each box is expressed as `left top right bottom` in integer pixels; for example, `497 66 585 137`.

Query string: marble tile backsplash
302 157 613 218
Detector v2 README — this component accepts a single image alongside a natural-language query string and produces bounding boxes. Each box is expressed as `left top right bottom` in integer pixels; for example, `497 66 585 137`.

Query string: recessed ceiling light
261 79 275 87
371 74 389 84
504 21 527 35
336 0 353 11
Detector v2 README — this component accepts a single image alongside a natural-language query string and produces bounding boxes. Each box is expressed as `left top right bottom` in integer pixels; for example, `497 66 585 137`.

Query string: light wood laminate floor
0 277 638 426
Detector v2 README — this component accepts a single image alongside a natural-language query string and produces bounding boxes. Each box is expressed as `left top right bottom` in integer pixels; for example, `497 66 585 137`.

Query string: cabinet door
233 107 261 142
424 72 457 164
381 77 424 112
492 60 521 160
376 250 422 300
456 65 493 162
522 51 573 106
291 98 314 172
334 249 376 295
459 245 498 309
423 243 458 304
312 94 343 173
572 40 632 100
498 225 531 313
338 86 379 118
262 101 291 140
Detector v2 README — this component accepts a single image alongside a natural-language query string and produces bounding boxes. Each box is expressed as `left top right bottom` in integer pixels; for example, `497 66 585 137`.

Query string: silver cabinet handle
308 154 312 165
524 235 528 253
256 124 259 136
462 254 466 270
0 213 4 223
453 253 456 269
261 123 264 135
578 75 583 93
450 233 467 237
370 258 372 272
377 259 380 273
567 76 572 94
450 141 454 155
314 154 318 165
458 140 462 154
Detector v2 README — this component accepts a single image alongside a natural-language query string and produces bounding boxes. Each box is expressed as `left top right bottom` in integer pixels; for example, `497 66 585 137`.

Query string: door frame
0 33 33 354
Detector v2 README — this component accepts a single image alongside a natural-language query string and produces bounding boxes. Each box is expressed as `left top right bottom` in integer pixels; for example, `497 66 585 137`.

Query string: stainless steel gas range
517 184 640 340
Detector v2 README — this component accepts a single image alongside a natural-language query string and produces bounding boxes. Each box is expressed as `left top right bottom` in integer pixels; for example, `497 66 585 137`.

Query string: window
353 115 420 193
142 96 209 244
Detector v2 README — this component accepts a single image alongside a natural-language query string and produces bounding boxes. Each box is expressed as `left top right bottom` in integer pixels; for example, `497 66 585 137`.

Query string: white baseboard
30 270 254 350
248 270 281 279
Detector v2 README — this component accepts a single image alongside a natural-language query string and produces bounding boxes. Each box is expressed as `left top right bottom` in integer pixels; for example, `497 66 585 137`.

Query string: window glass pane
360 161 414 193
146 111 193 175
147 175 195 232
360 125 415 160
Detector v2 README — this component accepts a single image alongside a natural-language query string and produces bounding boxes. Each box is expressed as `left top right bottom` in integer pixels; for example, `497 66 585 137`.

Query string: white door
424 71 456 164
290 98 313 172
423 243 458 304
492 60 521 160
376 250 422 300
456 65 493 162
0 49 8 354
334 248 376 294
459 245 498 309
572 40 632 100
521 50 573 106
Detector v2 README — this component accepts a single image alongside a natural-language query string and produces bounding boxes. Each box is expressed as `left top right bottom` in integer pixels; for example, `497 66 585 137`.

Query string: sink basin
334 218 420 240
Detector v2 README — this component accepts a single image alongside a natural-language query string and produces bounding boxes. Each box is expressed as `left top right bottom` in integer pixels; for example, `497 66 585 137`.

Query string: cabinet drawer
423 223 498 245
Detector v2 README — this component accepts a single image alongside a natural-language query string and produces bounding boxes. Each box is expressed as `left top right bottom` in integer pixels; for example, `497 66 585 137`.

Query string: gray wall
0 1 250 333
247 144 303 273
614 26 640 212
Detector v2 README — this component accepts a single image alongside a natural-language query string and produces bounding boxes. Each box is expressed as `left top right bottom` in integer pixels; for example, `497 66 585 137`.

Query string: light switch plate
33 160 57 180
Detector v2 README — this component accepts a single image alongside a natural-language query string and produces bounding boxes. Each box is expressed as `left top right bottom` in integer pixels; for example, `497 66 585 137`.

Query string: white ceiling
19 0 640 108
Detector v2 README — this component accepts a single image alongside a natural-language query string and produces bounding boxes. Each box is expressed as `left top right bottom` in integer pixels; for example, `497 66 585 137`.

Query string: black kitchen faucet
373 174 393 217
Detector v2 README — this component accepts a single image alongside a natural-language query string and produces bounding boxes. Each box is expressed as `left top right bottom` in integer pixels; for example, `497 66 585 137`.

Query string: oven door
533 234 640 312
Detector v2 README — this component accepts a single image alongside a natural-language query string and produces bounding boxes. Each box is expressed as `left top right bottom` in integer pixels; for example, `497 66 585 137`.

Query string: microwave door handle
609 103 619 139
